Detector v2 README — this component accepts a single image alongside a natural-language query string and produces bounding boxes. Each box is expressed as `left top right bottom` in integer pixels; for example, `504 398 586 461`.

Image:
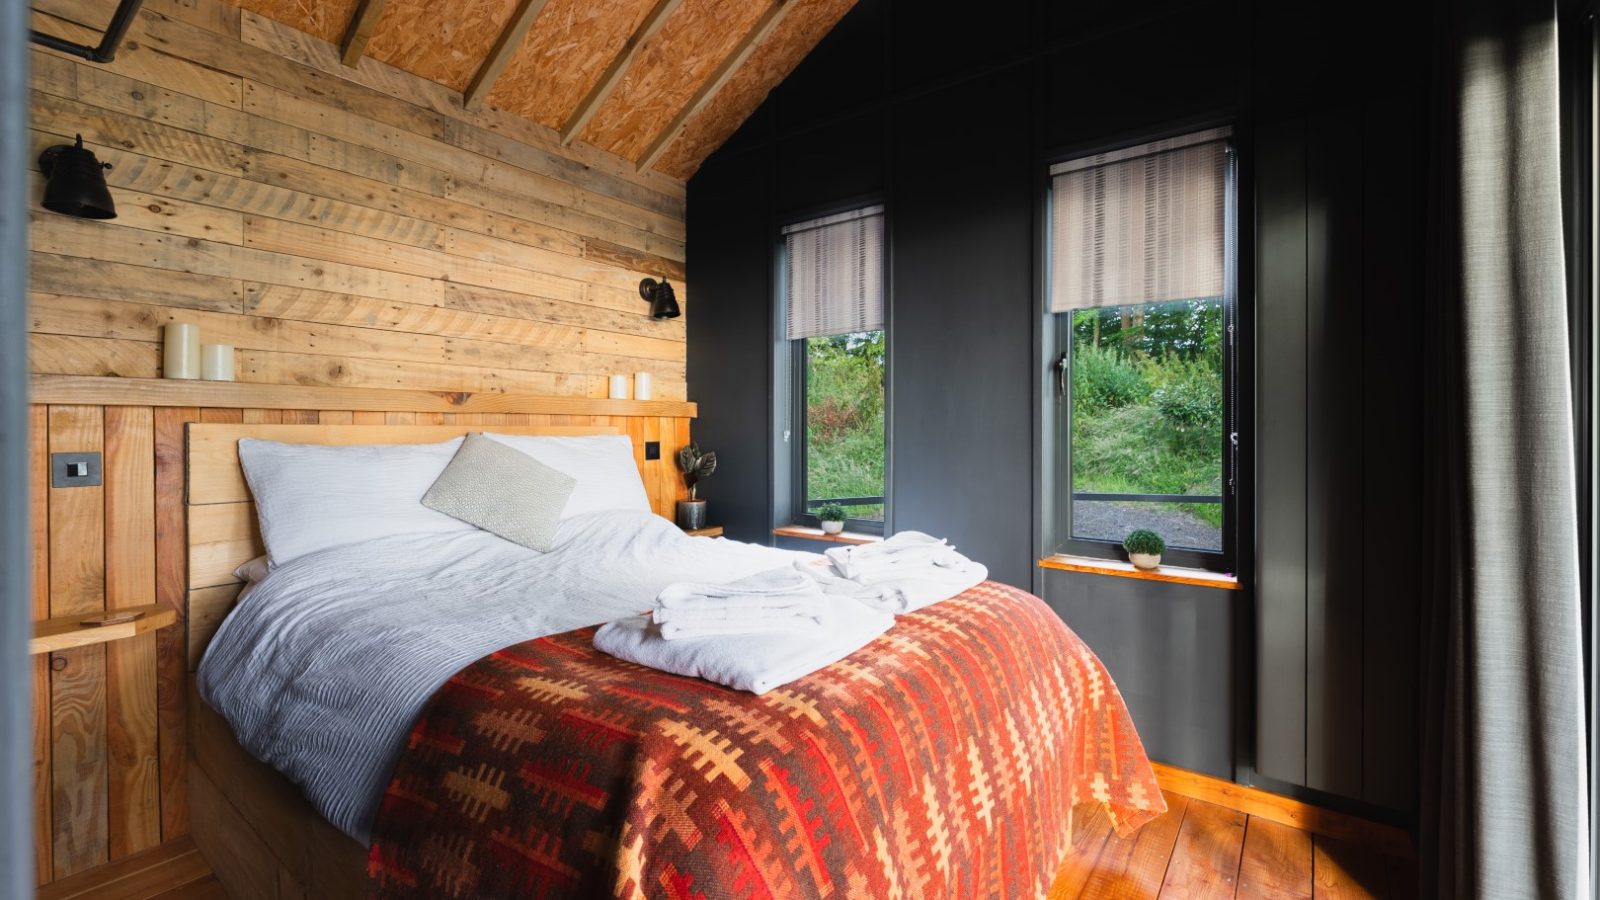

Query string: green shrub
1072 344 1149 411
1123 529 1166 555
816 503 848 522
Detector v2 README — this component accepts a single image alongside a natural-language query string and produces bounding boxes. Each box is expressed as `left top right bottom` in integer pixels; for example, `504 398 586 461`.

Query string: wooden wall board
485 0 661 130
31 406 53 885
578 0 772 160
654 0 856 179
152 407 194 842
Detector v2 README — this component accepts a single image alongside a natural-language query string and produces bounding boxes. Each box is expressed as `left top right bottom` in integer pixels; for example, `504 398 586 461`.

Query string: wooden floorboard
62 800 1417 900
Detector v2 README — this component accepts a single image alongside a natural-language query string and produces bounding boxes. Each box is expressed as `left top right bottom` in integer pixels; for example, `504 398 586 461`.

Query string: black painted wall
687 0 1427 817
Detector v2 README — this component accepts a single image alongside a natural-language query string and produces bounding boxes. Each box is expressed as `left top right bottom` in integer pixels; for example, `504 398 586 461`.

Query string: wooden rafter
338 0 388 68
559 0 684 146
634 0 792 173
463 0 552 110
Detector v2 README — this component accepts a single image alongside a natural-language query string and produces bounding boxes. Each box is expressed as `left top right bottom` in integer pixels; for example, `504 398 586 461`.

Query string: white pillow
238 438 476 567
483 433 651 519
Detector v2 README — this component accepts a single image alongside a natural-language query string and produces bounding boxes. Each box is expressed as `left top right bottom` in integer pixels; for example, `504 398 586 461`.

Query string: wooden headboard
184 422 687 668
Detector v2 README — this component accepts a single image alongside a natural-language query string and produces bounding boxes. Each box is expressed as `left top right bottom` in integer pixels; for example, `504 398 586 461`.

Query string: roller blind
1049 126 1232 312
783 205 885 340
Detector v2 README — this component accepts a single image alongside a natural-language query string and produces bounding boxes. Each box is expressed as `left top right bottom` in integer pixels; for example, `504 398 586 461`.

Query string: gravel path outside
1072 500 1221 551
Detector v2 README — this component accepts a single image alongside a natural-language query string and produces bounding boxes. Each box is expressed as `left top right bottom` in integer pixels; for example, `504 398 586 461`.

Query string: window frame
1045 131 1241 573
776 199 890 536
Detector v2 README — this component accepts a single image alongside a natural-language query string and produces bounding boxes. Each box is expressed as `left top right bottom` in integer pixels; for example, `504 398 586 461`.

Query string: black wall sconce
39 135 117 220
639 277 680 320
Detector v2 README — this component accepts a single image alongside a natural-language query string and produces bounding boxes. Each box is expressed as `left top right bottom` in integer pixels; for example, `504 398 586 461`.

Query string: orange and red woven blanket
369 581 1163 899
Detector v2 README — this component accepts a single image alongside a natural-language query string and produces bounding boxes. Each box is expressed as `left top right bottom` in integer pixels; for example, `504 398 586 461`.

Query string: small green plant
816 503 848 522
1123 529 1166 556
676 443 717 500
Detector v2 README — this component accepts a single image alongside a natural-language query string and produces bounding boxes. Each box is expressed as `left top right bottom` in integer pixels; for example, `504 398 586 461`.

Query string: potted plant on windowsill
1123 529 1166 571
675 443 716 531
816 503 847 535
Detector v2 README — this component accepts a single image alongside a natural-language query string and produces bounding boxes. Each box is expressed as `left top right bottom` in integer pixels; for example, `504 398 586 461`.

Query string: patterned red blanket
368 581 1163 900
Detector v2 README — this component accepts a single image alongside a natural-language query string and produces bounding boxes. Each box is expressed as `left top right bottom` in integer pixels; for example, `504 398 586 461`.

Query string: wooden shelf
29 375 698 418
1038 554 1240 590
32 604 178 656
684 526 724 537
772 525 882 545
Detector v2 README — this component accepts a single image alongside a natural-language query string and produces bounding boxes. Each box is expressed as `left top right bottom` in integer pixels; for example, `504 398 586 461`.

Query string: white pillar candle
608 374 629 400
201 344 235 382
162 323 201 379
634 372 653 401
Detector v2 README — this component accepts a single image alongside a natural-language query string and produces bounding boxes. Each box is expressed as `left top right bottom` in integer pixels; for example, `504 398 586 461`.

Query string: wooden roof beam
558 0 684 146
338 0 387 68
635 0 792 173
463 0 552 110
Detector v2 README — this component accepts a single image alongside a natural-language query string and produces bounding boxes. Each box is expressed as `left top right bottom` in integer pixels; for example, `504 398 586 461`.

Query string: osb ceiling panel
223 0 856 178
576 0 769 160
363 0 523 92
234 0 358 42
655 0 857 179
485 0 660 130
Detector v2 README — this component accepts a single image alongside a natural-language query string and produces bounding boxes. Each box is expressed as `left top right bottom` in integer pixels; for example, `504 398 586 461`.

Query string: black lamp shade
39 135 116 220
640 277 680 319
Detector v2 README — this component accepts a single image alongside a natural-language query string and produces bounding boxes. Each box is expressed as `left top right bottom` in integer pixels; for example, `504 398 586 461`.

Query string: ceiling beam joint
558 0 684 146
635 0 793 174
463 0 552 110
338 0 387 68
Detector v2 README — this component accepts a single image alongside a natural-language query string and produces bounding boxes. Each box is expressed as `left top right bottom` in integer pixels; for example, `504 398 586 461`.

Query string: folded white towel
655 568 822 610
799 553 988 614
656 615 825 641
653 602 821 626
594 595 894 694
823 531 959 579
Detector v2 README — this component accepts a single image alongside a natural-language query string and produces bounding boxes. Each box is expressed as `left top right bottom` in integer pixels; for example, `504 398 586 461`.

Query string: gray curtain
1421 1 1591 897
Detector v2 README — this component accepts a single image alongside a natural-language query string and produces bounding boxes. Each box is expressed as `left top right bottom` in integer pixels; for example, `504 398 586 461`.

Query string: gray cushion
422 433 576 552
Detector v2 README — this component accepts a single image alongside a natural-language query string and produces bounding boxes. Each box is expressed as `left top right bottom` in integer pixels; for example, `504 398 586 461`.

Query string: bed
183 422 1163 900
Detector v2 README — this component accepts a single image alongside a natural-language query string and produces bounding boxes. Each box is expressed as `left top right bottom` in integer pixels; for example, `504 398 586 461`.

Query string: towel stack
593 568 894 694
804 530 989 614
652 569 826 640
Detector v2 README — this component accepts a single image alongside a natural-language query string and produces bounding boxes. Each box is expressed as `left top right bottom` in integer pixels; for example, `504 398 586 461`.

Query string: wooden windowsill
32 604 178 655
1038 554 1240 590
772 525 883 545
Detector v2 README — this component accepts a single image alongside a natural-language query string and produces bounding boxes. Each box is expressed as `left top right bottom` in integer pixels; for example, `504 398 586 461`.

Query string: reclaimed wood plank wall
29 403 692 884
27 0 692 884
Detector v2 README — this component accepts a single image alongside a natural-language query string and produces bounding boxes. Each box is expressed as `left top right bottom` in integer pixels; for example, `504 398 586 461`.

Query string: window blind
783 205 885 340
1049 126 1232 312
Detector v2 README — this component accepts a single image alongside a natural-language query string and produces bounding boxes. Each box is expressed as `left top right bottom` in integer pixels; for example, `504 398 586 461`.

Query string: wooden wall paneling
103 407 161 859
152 406 196 840
47 405 108 878
30 406 53 884
1254 119 1309 787
29 8 245 110
1303 111 1363 798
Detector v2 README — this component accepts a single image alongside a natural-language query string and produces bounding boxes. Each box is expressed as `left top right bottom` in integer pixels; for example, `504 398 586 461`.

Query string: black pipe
29 0 144 64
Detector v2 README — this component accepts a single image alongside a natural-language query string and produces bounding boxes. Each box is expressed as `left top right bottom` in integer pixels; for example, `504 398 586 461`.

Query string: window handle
1053 352 1069 398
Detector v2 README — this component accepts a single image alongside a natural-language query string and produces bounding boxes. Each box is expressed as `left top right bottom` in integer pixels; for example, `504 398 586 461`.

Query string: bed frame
183 423 666 899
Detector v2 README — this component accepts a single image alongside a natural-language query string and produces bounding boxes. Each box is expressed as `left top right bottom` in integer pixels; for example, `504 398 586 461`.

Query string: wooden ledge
1038 553 1239 590
33 604 177 656
29 375 698 418
772 525 882 545
1153 762 1414 860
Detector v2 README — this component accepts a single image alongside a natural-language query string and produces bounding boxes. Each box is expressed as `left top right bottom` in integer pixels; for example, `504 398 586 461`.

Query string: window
781 205 887 532
1048 128 1237 568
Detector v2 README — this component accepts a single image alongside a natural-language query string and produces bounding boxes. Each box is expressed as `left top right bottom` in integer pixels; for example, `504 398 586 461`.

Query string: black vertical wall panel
1042 569 1236 779
1304 109 1367 797
1254 118 1309 787
886 69 1036 587
685 149 778 543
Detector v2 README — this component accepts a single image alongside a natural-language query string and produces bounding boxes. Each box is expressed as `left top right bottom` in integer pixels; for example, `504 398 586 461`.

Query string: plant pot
1128 552 1161 571
676 499 707 531
819 520 845 535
